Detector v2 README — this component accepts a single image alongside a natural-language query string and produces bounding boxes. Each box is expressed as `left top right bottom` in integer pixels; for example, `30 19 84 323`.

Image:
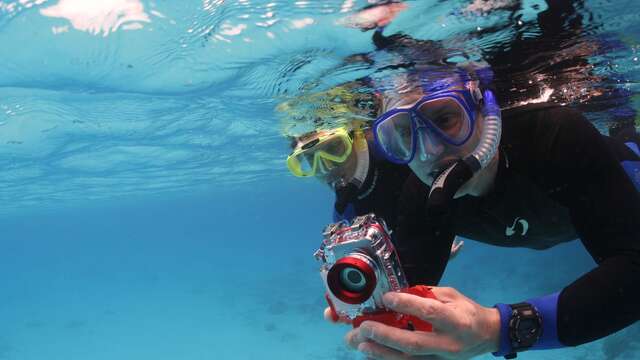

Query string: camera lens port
341 267 366 292
327 254 377 304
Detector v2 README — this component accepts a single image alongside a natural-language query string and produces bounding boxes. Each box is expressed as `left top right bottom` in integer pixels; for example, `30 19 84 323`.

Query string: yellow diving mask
287 127 354 177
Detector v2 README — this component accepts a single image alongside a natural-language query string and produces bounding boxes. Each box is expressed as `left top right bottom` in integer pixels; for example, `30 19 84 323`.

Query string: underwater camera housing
314 213 435 331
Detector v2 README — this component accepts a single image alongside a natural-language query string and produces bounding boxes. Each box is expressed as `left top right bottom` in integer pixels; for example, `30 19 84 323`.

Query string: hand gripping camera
314 213 436 331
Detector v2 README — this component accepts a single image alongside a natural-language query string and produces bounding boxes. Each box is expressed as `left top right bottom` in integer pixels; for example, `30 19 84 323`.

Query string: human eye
433 112 460 130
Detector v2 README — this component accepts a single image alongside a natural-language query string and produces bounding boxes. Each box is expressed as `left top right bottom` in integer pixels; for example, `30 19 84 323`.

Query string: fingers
358 341 407 360
345 328 367 349
324 307 354 325
356 321 459 356
429 286 461 302
324 307 337 322
383 292 458 332
359 341 442 360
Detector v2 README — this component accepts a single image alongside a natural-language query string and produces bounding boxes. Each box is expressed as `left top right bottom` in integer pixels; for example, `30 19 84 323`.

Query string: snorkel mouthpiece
334 180 359 214
427 158 475 217
427 89 502 217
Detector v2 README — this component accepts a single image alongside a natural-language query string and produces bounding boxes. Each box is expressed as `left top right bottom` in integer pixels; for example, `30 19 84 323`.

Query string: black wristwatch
507 302 543 357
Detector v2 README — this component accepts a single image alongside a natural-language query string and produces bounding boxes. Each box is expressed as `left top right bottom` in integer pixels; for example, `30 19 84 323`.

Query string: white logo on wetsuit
506 217 529 237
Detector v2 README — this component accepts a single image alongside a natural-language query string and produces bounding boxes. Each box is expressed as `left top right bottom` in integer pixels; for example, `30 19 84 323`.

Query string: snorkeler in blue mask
322 61 640 360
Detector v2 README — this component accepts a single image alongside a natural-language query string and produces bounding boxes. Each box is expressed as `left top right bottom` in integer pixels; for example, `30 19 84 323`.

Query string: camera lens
327 255 377 304
340 267 366 292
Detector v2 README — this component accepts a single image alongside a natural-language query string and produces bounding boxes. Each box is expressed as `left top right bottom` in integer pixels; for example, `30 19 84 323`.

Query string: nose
416 126 444 161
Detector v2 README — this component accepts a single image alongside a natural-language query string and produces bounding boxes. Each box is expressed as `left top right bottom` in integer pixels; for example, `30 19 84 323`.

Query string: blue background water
1 1 639 359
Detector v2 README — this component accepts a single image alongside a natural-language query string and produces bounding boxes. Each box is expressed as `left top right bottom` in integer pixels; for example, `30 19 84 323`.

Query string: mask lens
376 112 414 162
295 152 316 175
316 133 352 175
417 97 471 143
319 156 343 175
317 135 349 159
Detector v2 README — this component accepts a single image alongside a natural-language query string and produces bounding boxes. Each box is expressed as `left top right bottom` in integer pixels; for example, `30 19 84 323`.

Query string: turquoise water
1 1 639 359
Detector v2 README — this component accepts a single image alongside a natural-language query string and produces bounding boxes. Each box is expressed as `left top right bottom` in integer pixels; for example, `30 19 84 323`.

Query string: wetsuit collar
350 133 369 188
333 136 372 213
357 167 379 200
355 139 383 200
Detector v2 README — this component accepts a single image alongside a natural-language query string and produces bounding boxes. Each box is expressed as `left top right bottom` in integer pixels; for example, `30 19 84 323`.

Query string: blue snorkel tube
427 82 502 217
470 90 502 170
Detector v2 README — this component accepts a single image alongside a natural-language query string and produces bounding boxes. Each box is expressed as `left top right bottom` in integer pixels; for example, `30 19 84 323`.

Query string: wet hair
289 130 320 150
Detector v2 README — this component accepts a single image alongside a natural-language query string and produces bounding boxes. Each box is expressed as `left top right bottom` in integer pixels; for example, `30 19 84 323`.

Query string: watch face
518 318 540 339
510 304 542 350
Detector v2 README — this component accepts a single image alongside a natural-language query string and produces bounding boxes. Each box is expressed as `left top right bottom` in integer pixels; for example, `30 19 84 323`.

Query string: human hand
337 2 408 31
324 306 350 324
449 238 464 260
345 287 501 359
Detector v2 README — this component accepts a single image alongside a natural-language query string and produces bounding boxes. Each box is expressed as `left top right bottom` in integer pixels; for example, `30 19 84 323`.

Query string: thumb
324 307 338 322
324 307 351 325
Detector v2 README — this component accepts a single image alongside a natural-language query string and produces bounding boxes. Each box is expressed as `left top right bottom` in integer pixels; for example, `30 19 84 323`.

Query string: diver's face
406 91 483 187
316 145 358 188
293 129 358 187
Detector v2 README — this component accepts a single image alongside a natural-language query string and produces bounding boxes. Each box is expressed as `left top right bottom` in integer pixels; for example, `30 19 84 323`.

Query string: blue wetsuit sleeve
527 292 562 349
493 292 563 357
492 303 514 357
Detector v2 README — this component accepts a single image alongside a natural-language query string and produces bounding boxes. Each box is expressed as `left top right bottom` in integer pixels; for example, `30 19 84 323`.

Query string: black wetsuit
330 1 639 347
333 142 411 231
389 104 640 346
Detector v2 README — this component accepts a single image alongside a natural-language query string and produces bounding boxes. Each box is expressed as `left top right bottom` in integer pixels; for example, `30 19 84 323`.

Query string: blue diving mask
373 87 480 165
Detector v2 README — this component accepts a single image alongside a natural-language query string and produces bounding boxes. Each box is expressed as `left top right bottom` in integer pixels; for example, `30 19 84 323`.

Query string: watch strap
492 303 516 358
